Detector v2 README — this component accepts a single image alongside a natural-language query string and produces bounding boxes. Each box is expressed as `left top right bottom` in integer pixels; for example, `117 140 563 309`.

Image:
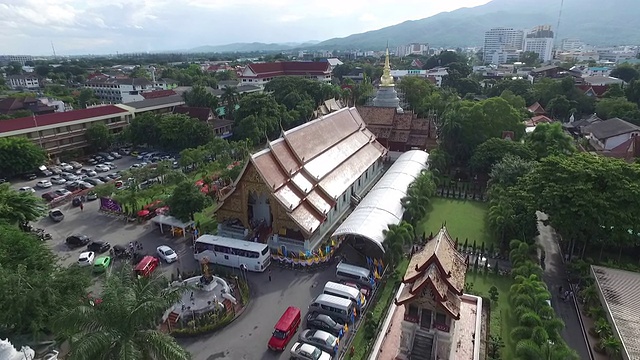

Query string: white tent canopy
332 150 429 253
151 215 194 236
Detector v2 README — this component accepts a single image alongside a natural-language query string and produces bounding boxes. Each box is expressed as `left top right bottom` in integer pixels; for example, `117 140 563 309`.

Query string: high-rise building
396 43 429 57
524 25 555 62
483 28 524 63
561 38 583 51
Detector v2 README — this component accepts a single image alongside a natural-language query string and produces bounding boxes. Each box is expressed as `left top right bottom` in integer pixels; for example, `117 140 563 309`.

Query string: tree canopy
232 93 295 145
524 122 576 159
470 138 535 175
0 137 47 177
182 85 219 109
595 96 640 124
85 123 113 152
167 181 211 222
125 113 212 151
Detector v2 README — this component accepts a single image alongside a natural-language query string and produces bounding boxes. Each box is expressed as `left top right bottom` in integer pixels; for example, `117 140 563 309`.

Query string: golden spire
380 44 394 87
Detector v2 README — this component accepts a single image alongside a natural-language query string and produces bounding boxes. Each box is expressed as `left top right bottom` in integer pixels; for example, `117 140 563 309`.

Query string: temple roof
222 107 386 236
396 227 467 319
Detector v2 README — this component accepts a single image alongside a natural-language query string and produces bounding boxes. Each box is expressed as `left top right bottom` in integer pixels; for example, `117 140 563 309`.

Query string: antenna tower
51 41 57 58
555 0 564 43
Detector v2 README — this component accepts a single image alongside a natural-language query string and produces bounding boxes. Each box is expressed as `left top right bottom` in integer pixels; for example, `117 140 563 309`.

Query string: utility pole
51 41 57 59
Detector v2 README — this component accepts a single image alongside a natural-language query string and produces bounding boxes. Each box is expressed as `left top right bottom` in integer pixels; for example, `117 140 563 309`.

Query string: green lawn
466 272 516 359
417 198 493 247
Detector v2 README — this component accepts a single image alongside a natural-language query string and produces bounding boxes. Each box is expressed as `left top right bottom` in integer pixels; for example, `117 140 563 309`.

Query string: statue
0 338 35 360
200 257 213 283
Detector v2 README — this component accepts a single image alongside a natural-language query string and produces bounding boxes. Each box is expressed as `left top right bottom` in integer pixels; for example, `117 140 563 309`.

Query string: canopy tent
332 150 429 254
151 215 195 237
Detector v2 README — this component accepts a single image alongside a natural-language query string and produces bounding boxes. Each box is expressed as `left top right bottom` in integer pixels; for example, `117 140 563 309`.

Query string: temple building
215 107 387 253
395 227 470 359
357 48 438 152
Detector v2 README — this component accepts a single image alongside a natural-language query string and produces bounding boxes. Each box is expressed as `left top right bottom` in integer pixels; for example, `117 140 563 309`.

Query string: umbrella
137 209 150 217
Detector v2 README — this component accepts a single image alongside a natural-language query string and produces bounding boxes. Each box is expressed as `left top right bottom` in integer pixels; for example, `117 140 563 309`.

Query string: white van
336 262 373 289
309 294 355 324
323 281 366 309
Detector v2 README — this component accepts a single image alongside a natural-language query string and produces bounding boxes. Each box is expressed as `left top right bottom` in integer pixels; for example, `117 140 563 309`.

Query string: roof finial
380 41 394 87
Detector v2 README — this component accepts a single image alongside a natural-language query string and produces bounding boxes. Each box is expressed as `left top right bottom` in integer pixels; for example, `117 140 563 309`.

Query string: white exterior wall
483 28 524 63
599 132 640 150
8 76 40 89
524 37 554 62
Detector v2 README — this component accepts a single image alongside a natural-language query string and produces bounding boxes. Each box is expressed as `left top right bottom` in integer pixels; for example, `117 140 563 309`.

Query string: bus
194 234 271 272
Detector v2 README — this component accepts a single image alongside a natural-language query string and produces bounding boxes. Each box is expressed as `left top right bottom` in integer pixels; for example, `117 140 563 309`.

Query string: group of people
559 286 574 302
129 241 143 252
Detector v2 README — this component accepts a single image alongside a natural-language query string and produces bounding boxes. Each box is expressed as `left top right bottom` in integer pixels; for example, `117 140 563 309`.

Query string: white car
19 186 35 193
36 180 53 188
95 164 110 172
54 188 72 197
289 342 332 360
157 245 178 263
130 163 142 169
50 175 66 184
59 163 74 171
69 161 83 169
103 162 117 169
78 251 95 267
61 172 78 181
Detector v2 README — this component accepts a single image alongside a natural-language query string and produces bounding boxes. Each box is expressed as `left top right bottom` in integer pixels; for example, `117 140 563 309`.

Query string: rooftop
0 105 128 134
592 266 640 360
244 61 331 78
173 106 212 122
141 90 177 99
125 95 185 110
586 118 640 140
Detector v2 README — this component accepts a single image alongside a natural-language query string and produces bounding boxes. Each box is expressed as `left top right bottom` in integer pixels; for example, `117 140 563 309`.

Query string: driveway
536 211 591 360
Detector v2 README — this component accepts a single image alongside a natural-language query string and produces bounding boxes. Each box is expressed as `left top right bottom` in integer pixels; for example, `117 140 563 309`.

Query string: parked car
93 256 112 273
97 175 111 183
66 234 91 248
19 186 35 193
298 329 338 355
65 182 81 192
103 162 117 169
95 164 110 172
69 161 83 169
48 208 64 222
78 181 94 190
54 188 72 197
137 152 149 160
61 172 78 181
49 165 63 174
86 191 98 201
289 342 331 360
77 251 95 267
59 163 74 171
120 148 132 155
130 163 142 169
108 173 121 180
156 245 178 263
38 168 53 177
81 168 98 177
110 152 122 159
36 180 52 188
77 174 89 181
88 158 98 165
21 173 37 180
84 178 103 186
305 313 344 337
87 240 111 253
50 175 66 184
41 192 59 202
98 152 114 161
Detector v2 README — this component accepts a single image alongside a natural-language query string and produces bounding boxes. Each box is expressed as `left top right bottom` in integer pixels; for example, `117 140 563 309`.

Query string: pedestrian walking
80 202 84 211
268 269 272 282
558 286 563 296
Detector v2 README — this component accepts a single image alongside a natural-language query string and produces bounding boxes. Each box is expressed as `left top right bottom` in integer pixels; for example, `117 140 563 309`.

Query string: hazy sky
0 0 491 55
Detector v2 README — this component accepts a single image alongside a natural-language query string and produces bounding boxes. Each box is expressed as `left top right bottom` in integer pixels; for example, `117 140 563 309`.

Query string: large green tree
470 138 535 175
610 64 639 83
397 76 436 114
182 85 219 109
0 137 47 177
54 265 190 360
0 225 90 335
382 221 414 267
401 171 436 227
595 97 640 124
0 183 46 223
524 122 576 159
167 181 211 222
233 93 294 145
85 123 113 152
157 114 212 151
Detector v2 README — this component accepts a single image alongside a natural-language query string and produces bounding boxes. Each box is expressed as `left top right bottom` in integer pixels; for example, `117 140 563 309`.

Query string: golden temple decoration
380 47 394 87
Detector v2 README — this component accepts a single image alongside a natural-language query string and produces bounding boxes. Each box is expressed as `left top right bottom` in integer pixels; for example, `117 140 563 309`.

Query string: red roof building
141 90 177 99
576 84 609 98
527 102 546 115
239 61 332 87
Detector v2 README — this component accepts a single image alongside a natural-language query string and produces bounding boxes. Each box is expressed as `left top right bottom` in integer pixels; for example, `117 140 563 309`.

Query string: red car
268 306 301 351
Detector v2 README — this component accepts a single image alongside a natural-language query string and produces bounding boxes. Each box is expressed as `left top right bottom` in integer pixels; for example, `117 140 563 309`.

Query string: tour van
335 262 373 289
268 306 301 351
134 256 159 278
308 294 356 325
323 281 366 309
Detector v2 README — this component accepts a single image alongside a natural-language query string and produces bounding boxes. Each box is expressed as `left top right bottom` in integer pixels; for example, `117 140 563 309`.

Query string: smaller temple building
395 227 469 359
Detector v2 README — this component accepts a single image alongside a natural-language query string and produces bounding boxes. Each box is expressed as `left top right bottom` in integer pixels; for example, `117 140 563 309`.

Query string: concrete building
524 25 555 62
585 118 640 150
238 61 332 88
84 77 155 104
483 27 524 63
6 74 41 89
561 38 583 51
489 48 521 66
0 55 33 66
396 43 429 57
215 107 387 253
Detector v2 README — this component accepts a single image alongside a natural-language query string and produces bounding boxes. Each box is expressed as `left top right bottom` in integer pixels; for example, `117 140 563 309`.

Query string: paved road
536 211 591 360
180 266 338 360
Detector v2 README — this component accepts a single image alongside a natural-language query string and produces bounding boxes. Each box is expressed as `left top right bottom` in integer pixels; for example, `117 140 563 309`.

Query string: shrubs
171 311 234 338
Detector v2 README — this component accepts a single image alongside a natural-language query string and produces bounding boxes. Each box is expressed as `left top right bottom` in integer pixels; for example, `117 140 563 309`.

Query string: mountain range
189 0 639 53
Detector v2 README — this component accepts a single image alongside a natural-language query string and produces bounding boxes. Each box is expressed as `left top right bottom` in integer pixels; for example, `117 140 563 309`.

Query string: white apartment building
0 55 33 66
561 38 583 51
85 78 155 104
524 25 555 62
6 74 40 89
396 43 429 57
490 48 521 65
483 28 524 63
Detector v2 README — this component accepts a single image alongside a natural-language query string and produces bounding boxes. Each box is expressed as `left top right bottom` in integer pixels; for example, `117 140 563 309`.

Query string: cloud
0 0 491 55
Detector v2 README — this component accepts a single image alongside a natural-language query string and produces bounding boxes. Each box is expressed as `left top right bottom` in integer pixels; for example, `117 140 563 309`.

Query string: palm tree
0 183 46 224
55 265 190 360
515 339 579 360
382 221 414 267
221 86 239 120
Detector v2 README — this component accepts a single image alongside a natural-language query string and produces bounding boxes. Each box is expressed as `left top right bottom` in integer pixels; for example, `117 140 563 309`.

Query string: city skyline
0 0 492 55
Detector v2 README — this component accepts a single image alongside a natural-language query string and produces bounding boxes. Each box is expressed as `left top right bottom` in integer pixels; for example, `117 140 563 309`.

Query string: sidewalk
536 212 592 360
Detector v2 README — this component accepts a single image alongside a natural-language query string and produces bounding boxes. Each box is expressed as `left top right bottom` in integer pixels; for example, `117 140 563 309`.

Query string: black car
22 173 37 180
66 182 81 192
97 176 111 183
305 313 344 337
87 240 111 253
66 234 91 248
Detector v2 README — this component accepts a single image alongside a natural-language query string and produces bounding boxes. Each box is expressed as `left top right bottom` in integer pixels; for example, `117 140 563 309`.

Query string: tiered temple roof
219 107 386 237
357 106 437 151
396 227 467 319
